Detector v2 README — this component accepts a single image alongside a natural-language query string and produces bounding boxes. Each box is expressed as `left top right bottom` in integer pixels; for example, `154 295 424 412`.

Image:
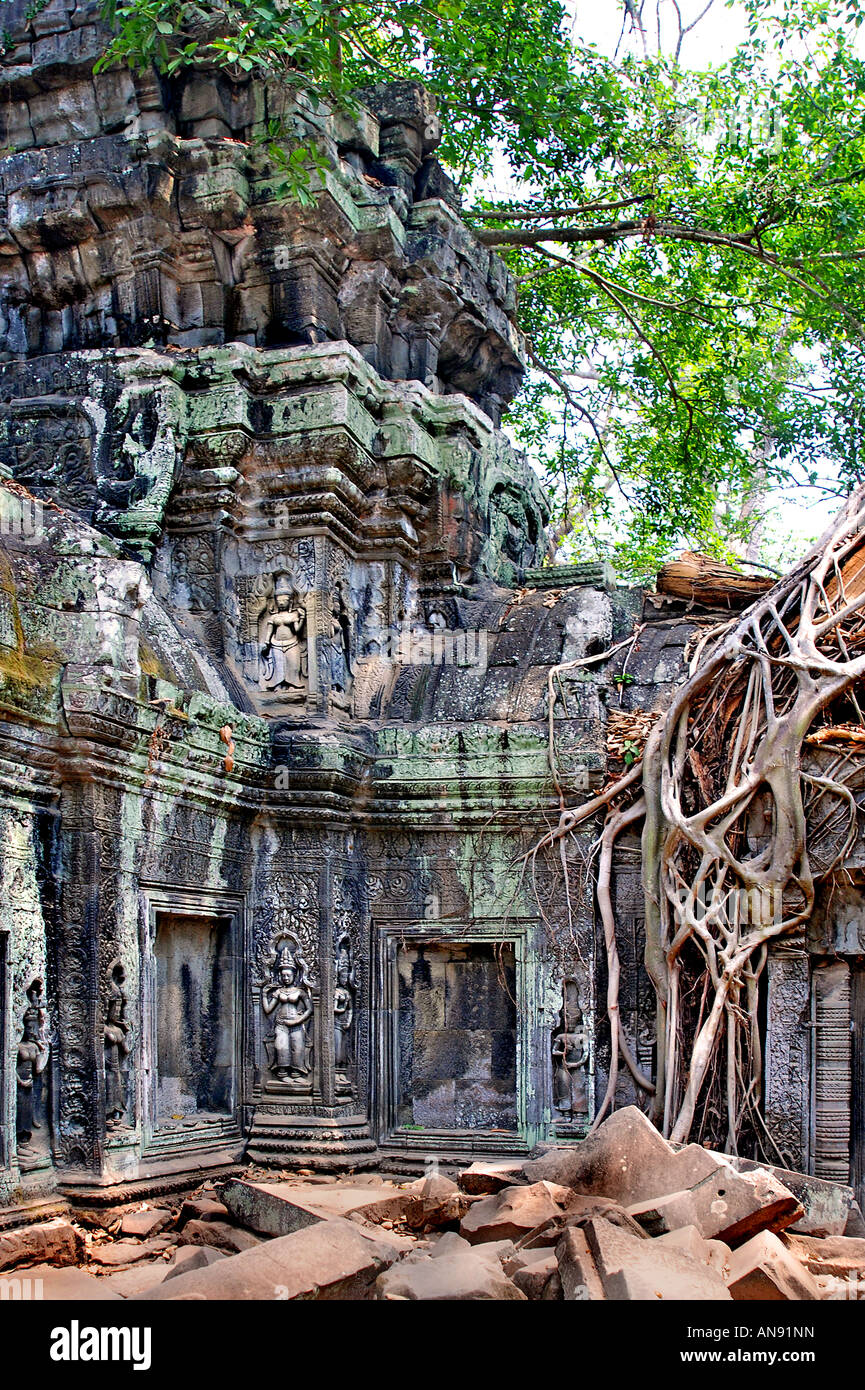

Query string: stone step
245 1112 379 1169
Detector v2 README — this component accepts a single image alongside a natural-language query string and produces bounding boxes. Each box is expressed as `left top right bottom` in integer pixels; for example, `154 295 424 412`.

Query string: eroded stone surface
138 1217 396 1301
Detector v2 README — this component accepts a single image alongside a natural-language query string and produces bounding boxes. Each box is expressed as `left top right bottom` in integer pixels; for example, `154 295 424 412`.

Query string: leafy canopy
96 0 865 576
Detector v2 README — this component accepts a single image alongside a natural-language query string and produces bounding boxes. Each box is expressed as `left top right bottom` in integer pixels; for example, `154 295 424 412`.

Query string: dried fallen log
656 551 775 607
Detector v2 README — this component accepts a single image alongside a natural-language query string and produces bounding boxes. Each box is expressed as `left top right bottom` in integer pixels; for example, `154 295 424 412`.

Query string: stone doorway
150 909 237 1135
376 928 525 1148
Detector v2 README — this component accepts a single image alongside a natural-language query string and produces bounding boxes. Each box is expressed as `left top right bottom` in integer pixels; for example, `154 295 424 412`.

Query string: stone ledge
521 561 616 591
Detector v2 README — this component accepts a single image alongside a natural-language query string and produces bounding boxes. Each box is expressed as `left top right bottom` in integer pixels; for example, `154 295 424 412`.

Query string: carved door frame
139 885 247 1157
809 960 852 1186
373 918 540 1155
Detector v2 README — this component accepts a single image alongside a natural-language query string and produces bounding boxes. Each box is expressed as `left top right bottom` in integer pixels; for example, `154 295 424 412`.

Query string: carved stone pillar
55 784 102 1176
764 945 811 1173
811 960 852 1184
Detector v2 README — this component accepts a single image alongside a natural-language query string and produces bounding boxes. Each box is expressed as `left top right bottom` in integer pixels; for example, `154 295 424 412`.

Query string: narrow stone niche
396 941 517 1132
153 911 235 1128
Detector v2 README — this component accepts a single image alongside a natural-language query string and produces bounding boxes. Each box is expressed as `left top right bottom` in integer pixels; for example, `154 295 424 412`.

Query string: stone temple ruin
0 0 862 1239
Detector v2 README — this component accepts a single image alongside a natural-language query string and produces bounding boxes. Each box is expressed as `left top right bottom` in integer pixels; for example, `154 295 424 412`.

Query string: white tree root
541 487 865 1149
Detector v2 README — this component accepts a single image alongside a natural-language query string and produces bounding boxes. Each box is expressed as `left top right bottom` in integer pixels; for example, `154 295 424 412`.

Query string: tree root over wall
532 487 865 1155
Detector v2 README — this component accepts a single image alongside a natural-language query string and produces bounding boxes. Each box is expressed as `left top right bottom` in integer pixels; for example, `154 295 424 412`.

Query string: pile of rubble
3 1109 864 1300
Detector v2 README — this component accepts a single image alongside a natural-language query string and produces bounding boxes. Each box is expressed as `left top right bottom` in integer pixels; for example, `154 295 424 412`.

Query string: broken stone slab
119 1208 172 1239
458 1161 528 1195
222 1178 413 1237
176 1197 229 1229
89 1241 159 1268
562 1194 650 1240
782 1232 865 1280
375 1246 527 1301
429 1231 473 1258
726 1231 821 1301
584 1217 732 1301
136 1218 396 1301
0 1218 84 1272
406 1174 459 1201
506 1194 649 1253
459 1181 572 1244
162 1245 229 1282
721 1154 863 1238
511 1251 560 1299
523 1107 677 1199
845 1202 865 1238
502 1244 559 1277
556 1227 607 1301
470 1239 518 1267
178 1219 261 1254
343 1212 418 1253
525 1108 722 1208
626 1190 701 1238
398 1174 472 1231
628 1161 802 1245
655 1225 731 1279
10 1262 123 1300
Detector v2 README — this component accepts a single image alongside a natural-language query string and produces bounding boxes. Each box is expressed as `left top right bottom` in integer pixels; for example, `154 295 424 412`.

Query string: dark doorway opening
396 941 517 1132
153 911 235 1125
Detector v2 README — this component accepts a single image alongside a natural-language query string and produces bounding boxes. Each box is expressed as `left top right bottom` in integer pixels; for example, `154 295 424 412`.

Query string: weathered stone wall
0 0 833 1207
0 0 521 422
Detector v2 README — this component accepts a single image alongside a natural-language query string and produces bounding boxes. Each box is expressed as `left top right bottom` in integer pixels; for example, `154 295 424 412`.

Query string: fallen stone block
162 1246 228 1281
846 1202 865 1238
375 1247 527 1301
400 1175 472 1231
502 1193 648 1253
7 1263 123 1300
512 1251 560 1300
628 1161 801 1245
782 1232 865 1280
503 1244 558 1277
120 1208 172 1240
222 1179 412 1238
429 1231 473 1258
428 1232 516 1270
562 1194 650 1239
726 1230 821 1300
406 1174 460 1201
89 1241 158 1268
655 1224 731 1279
721 1154 861 1238
0 1218 83 1272
459 1181 572 1244
524 1108 675 1197
470 1239 518 1267
525 1108 724 1209
556 1227 606 1301
137 1218 396 1301
176 1197 229 1230
584 1217 732 1301
458 1161 528 1196
141 1235 175 1254
178 1219 260 1254
343 1213 418 1253
686 1163 801 1244
627 1190 701 1238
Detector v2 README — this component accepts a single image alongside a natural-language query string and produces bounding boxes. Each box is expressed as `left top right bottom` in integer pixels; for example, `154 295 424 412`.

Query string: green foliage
92 0 865 576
